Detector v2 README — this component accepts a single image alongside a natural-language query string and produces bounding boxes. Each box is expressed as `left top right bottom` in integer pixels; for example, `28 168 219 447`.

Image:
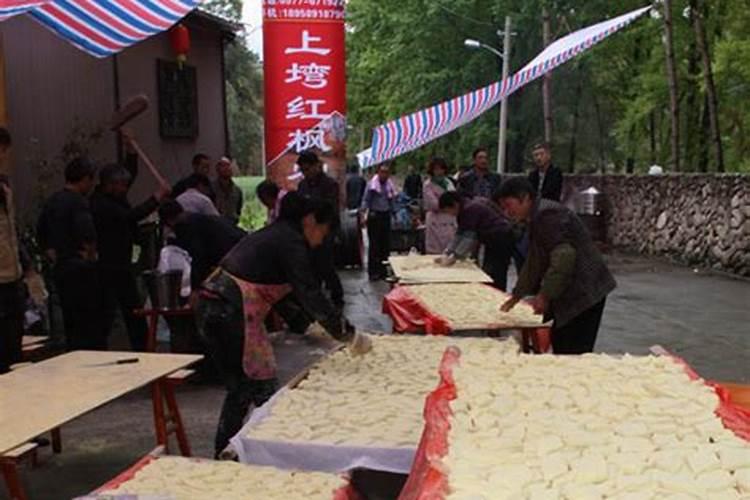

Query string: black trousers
483 243 512 292
312 234 343 306
367 211 391 278
195 278 278 456
101 267 148 351
552 299 607 354
54 259 106 351
0 280 24 374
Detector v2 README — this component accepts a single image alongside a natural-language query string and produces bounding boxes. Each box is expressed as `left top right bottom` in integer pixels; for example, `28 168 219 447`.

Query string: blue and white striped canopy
0 0 202 58
362 5 652 167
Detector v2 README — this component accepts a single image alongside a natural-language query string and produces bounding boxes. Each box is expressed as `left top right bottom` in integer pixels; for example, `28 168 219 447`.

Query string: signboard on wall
262 0 347 167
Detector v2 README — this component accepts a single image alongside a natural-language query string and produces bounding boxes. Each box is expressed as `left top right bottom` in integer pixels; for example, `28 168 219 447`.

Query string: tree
662 0 681 171
202 0 242 22
691 0 724 172
345 0 748 173
203 0 264 173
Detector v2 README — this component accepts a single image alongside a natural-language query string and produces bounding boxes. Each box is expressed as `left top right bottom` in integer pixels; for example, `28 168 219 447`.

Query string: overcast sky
241 0 264 56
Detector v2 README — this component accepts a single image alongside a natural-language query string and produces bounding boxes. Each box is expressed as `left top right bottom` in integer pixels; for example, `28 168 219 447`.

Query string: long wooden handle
128 139 170 190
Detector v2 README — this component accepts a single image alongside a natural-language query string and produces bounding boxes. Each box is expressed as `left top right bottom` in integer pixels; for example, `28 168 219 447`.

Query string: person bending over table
498 178 616 354
435 190 516 291
159 200 246 295
195 192 372 458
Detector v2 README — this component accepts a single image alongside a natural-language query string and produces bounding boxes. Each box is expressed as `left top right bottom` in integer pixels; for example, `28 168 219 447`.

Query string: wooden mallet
109 95 171 190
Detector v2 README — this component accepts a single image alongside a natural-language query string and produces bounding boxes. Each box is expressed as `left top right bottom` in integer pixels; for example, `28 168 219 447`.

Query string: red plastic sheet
94 453 158 493
382 285 451 335
398 349 750 500
398 347 460 500
382 285 552 353
665 352 750 442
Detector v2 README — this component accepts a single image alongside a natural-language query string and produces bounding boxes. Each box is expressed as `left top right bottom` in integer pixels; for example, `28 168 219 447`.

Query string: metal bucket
576 187 608 247
143 270 183 311
578 186 602 215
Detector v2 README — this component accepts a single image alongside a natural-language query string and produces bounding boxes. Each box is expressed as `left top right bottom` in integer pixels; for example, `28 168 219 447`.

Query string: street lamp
464 16 513 174
464 38 504 60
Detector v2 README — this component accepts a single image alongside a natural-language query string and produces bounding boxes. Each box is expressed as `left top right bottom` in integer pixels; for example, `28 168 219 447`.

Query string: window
157 59 198 139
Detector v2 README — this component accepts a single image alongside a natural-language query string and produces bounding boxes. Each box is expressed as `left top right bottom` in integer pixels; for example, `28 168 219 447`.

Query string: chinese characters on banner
263 0 347 168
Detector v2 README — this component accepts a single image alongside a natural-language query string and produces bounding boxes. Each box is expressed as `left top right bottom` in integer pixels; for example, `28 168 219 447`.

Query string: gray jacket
514 199 616 327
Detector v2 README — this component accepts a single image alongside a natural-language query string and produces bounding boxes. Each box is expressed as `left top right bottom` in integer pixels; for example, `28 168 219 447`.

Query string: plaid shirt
513 199 616 327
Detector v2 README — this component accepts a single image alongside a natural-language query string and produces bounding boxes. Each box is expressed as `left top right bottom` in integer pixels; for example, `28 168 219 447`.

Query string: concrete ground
2 253 748 500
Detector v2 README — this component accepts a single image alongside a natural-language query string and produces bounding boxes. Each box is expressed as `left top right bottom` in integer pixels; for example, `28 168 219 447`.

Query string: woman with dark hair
195 191 372 458
423 157 457 254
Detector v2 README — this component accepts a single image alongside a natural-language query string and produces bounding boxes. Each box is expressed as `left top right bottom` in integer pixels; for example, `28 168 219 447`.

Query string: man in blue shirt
361 163 397 280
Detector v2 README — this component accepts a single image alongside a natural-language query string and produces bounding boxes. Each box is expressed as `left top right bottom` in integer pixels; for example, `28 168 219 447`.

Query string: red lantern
169 24 190 66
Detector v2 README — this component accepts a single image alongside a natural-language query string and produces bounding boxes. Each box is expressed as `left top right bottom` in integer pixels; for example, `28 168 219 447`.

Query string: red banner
263 0 347 165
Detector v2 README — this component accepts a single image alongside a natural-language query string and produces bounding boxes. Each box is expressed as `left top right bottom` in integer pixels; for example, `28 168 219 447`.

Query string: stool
21 343 47 362
1 442 38 500
133 307 194 352
152 369 194 456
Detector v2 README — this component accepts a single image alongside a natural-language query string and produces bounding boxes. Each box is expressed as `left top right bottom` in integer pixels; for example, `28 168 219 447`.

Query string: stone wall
562 175 750 277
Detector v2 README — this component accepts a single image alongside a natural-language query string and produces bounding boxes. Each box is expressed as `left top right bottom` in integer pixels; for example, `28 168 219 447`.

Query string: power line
435 2 495 27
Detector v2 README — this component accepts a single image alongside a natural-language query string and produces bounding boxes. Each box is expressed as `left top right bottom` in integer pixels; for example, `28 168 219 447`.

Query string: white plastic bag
157 245 192 298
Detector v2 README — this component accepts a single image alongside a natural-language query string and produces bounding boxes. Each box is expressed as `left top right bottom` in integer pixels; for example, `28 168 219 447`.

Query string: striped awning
0 0 202 58
362 5 652 167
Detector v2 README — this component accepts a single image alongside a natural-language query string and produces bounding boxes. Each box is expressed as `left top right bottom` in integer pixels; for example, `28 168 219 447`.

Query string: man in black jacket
457 147 501 200
159 200 246 292
37 158 101 350
296 151 344 308
91 161 168 350
345 164 367 210
172 153 214 200
528 142 563 202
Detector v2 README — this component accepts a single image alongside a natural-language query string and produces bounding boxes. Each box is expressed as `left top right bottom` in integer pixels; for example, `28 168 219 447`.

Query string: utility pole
542 5 553 143
497 16 512 173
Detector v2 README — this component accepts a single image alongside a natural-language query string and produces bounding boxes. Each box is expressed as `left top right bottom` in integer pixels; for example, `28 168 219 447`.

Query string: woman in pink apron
196 192 372 457
422 157 457 254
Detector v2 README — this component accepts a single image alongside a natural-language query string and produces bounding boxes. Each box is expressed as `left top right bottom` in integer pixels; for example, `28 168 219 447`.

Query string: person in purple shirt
435 190 516 291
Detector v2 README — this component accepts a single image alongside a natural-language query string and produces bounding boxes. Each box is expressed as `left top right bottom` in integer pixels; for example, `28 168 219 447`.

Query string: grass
234 176 265 198
235 176 267 231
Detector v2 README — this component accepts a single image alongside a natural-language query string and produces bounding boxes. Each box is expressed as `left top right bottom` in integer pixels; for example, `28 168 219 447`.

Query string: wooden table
21 336 47 348
0 351 201 500
382 283 552 353
20 336 51 362
387 255 492 285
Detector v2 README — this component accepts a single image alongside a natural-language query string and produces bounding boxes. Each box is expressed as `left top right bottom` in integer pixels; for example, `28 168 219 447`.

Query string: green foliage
346 0 750 173
202 0 242 21
234 176 268 231
225 43 264 174
203 0 264 174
